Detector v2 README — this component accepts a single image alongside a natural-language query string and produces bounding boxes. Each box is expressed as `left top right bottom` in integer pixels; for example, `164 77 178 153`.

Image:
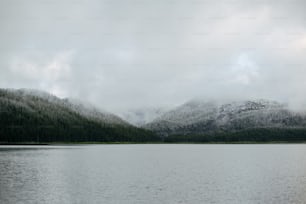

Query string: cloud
5 50 74 97
0 0 306 112
229 54 259 85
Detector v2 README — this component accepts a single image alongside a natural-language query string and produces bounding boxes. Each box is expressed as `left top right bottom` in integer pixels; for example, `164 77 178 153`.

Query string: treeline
164 128 306 143
0 107 159 143
0 107 160 143
0 125 159 143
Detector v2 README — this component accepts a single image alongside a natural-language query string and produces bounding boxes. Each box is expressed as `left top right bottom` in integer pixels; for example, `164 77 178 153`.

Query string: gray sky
1 0 306 113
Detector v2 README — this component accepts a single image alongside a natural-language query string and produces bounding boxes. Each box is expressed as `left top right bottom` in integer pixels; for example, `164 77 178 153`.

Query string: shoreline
1 141 306 145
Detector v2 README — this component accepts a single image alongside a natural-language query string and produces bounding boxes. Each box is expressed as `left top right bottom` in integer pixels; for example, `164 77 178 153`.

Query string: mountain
118 107 169 127
2 88 306 143
0 88 158 143
144 99 306 136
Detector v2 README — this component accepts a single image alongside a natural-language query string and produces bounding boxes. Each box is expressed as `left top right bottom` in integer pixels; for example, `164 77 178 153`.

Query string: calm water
1 144 306 204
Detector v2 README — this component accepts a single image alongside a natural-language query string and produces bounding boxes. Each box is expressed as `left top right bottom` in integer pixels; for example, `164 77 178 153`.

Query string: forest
164 128 306 143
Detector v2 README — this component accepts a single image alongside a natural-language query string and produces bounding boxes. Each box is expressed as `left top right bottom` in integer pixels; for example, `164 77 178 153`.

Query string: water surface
1 144 306 204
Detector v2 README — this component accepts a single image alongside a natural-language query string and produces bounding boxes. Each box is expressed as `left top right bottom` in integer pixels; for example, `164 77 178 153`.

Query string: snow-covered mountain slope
118 107 169 126
143 99 306 136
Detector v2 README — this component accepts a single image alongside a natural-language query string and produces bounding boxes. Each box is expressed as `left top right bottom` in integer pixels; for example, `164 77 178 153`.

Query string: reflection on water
1 144 306 204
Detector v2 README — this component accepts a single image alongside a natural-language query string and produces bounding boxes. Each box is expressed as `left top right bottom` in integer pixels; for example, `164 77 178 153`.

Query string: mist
1 0 306 113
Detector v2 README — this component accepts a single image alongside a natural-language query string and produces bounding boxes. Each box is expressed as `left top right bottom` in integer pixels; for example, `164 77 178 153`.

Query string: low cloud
0 0 306 112
4 50 74 97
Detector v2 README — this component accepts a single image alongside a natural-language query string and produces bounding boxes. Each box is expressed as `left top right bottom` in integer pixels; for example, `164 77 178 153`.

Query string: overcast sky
1 0 306 112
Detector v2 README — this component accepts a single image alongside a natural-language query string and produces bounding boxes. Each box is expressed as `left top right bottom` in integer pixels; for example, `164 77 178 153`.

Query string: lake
0 144 306 204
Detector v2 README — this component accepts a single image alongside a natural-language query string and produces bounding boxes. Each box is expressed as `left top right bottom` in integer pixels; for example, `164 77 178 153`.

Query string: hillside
0 89 159 143
144 99 306 137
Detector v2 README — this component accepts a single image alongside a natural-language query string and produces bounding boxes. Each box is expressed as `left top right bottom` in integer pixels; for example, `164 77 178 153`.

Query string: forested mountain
0 89 159 143
144 99 306 137
2 88 306 143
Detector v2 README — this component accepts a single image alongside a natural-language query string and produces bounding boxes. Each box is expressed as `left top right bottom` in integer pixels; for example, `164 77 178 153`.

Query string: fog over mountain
118 107 170 127
1 0 306 113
